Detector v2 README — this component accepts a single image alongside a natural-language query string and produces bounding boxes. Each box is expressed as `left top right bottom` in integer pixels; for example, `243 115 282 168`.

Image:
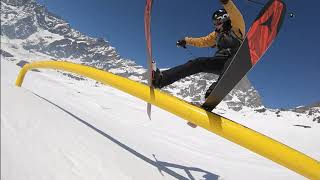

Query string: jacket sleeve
223 0 246 38
185 32 217 48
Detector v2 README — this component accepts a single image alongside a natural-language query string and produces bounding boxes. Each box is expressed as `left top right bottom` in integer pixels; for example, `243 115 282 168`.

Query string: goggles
213 14 229 26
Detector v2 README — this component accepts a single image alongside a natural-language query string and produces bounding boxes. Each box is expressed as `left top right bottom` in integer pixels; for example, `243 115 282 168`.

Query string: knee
187 57 205 64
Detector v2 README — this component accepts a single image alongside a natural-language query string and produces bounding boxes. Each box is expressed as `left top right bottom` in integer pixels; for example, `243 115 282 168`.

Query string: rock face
291 103 320 123
2 0 31 6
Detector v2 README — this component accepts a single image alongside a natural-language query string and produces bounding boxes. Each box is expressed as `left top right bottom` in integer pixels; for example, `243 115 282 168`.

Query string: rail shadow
33 93 220 180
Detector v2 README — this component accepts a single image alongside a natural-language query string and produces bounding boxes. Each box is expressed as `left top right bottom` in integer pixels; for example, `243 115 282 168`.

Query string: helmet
212 9 229 24
212 8 232 32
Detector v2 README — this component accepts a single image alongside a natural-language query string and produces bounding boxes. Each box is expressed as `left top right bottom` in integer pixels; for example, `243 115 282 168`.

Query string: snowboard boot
201 104 215 112
204 81 217 99
152 68 163 88
202 82 218 112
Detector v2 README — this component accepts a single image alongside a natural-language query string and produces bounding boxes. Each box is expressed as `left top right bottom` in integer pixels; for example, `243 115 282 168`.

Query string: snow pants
159 55 231 88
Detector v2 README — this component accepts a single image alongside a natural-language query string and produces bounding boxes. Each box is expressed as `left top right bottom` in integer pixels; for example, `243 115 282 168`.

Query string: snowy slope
2 57 320 180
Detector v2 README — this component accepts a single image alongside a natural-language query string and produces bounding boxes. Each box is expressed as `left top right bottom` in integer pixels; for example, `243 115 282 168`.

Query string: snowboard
144 0 154 118
202 0 286 111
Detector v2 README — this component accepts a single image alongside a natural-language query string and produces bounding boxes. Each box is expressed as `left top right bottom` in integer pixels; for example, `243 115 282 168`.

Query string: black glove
176 39 186 48
220 0 229 4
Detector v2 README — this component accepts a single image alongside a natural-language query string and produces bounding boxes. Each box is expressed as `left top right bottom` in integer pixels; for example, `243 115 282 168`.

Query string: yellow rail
15 61 320 179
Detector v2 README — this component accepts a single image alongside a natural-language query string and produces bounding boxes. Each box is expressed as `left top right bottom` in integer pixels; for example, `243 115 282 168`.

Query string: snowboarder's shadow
152 154 219 180
33 93 220 180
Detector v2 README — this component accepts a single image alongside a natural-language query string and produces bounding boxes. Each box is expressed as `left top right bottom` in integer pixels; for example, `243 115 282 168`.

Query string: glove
220 0 229 4
176 39 187 48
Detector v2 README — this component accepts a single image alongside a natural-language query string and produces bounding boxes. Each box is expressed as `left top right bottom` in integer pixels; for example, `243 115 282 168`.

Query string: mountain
291 102 320 123
1 0 142 74
1 0 319 123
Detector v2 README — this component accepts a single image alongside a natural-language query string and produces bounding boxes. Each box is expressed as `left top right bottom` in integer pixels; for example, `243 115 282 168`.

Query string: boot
201 104 215 112
202 81 218 112
205 82 217 99
152 68 163 88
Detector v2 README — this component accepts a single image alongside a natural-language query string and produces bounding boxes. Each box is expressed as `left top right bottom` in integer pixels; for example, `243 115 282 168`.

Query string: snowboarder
152 0 245 100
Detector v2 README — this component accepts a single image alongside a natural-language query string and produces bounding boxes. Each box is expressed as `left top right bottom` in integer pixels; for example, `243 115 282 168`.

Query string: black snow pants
159 55 231 88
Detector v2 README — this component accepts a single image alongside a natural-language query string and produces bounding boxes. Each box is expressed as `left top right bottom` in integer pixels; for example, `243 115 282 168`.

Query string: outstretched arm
221 0 246 38
182 0 245 48
184 32 217 48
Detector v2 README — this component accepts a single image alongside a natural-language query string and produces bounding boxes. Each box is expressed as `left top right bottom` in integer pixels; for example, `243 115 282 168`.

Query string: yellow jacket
185 0 245 48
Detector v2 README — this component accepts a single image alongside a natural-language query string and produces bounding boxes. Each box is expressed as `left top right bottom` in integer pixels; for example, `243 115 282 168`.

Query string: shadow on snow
33 92 220 180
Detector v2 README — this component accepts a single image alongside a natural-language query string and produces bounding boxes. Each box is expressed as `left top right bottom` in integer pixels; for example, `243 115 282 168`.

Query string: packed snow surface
1 60 319 180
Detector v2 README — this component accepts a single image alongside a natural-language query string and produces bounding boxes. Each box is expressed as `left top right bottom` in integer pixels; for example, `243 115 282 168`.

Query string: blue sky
36 0 320 109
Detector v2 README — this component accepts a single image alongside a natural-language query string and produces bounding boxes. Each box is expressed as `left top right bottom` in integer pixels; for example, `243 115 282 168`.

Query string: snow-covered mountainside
1 0 319 122
1 0 144 77
292 103 320 123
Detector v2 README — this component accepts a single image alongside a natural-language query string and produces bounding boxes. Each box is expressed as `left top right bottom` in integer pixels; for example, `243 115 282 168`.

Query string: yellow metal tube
15 61 320 179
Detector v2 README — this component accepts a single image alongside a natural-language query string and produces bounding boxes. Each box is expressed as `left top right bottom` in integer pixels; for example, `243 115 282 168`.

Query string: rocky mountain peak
2 0 34 7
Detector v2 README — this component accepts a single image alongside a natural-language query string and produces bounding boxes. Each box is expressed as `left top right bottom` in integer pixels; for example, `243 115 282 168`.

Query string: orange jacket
185 0 245 48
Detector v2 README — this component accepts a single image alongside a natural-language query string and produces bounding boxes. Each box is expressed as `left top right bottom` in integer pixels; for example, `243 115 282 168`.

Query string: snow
1 59 319 180
26 28 65 44
108 68 127 74
1 35 62 62
1 2 24 24
53 22 68 29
